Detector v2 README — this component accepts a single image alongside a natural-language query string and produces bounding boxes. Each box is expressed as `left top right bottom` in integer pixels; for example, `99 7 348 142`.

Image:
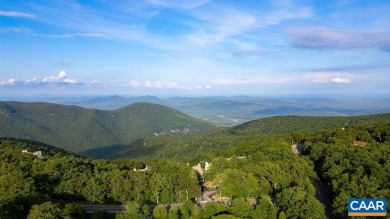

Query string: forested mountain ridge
231 113 390 135
107 113 390 160
0 101 215 155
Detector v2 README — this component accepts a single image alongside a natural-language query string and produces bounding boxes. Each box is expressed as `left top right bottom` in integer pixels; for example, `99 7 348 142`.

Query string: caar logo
348 198 387 216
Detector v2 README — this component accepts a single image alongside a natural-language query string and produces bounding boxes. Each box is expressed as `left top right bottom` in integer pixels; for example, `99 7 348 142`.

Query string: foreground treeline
0 138 201 218
0 136 324 218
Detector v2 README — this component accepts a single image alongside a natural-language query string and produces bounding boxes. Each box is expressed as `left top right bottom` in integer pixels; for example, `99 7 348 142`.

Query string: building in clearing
192 164 203 175
22 149 44 159
134 165 148 172
352 141 368 147
204 161 211 171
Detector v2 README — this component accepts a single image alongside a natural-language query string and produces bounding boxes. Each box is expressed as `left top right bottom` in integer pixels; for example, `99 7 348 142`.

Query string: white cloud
40 70 76 84
304 72 353 84
0 71 80 87
144 81 180 88
144 81 154 88
331 77 351 84
122 80 207 90
0 79 17 86
130 80 141 87
0 10 36 18
212 72 355 85
59 71 68 78
89 80 99 84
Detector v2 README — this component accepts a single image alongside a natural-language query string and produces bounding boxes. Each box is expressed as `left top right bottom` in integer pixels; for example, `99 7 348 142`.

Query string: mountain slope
108 113 390 160
0 101 215 155
230 114 390 135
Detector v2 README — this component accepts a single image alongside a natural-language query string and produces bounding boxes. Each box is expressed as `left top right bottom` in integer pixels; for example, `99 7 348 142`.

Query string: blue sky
1 0 389 97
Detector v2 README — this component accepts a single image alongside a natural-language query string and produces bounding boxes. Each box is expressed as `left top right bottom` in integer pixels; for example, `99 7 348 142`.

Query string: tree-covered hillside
109 113 390 160
0 102 215 155
303 121 390 217
195 121 390 218
1 120 389 218
231 114 390 135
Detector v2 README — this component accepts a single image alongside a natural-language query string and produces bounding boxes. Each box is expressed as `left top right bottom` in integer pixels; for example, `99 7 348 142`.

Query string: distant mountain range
0 101 215 155
21 95 390 126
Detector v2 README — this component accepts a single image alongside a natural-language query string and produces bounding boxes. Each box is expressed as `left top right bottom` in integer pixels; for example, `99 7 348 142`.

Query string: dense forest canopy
1 118 389 218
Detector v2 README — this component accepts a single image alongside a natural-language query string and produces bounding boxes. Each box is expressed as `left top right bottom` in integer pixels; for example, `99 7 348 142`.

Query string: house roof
352 140 368 147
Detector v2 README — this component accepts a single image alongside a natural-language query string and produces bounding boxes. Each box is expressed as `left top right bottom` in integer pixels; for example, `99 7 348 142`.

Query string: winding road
81 190 218 213
82 204 125 213
313 178 334 219
201 189 217 202
81 183 333 218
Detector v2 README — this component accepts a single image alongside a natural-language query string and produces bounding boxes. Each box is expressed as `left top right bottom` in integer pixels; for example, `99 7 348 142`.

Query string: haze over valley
3 95 390 126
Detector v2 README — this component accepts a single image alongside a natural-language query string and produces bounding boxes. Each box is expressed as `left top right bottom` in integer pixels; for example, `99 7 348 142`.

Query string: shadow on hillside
81 144 126 159
81 138 161 159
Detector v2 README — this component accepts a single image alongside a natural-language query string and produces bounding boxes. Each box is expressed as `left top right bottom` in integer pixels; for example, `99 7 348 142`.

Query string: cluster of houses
22 149 44 159
153 128 191 136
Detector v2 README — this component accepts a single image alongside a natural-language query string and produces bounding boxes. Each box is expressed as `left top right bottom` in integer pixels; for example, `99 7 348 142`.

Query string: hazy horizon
1 93 390 101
